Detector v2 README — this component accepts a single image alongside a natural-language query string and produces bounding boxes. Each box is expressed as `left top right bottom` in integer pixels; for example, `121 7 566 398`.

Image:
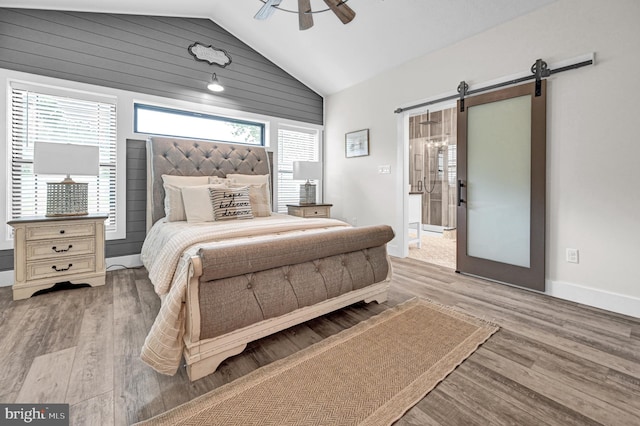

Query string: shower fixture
419 110 440 126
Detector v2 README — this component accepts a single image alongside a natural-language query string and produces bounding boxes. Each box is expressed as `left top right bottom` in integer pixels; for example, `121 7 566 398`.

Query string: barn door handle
457 180 466 206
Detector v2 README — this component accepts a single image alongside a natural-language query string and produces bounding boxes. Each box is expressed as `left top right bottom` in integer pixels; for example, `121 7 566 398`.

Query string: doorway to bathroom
407 105 457 269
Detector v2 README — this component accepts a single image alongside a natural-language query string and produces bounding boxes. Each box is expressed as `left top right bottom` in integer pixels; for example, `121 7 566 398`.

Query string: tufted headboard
146 136 271 229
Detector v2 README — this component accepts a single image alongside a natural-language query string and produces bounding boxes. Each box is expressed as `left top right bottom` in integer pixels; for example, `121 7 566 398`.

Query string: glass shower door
408 107 457 234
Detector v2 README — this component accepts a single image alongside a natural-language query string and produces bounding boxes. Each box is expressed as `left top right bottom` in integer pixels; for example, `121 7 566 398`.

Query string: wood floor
1 257 639 425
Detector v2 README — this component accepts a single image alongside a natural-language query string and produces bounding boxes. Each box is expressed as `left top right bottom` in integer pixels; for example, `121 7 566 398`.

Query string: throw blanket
140 215 350 375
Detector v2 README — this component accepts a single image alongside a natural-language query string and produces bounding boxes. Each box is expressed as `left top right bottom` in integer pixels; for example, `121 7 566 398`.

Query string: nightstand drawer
301 207 330 218
26 256 96 281
26 237 95 261
287 204 332 219
26 222 95 240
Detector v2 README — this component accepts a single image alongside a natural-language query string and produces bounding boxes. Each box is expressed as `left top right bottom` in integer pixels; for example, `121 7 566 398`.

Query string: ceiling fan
255 0 356 31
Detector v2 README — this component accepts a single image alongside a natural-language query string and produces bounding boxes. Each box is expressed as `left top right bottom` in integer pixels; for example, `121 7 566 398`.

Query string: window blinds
10 87 118 230
277 127 320 212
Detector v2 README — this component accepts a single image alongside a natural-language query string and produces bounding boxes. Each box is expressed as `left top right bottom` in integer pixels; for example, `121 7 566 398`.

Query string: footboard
183 225 394 381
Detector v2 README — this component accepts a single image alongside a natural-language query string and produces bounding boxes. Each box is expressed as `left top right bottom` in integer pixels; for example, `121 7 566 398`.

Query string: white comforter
140 214 350 375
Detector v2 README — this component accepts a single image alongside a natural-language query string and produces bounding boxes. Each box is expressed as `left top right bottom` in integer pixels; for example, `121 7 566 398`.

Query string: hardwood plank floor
0 257 639 425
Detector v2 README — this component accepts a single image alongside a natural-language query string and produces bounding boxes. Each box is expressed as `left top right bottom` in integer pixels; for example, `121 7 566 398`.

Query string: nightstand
286 204 333 218
8 214 108 300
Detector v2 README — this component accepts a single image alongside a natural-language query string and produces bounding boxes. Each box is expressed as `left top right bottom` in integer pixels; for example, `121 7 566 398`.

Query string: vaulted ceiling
3 0 557 95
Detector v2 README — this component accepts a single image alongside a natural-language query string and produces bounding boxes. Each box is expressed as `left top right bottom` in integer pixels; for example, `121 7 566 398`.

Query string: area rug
136 298 498 426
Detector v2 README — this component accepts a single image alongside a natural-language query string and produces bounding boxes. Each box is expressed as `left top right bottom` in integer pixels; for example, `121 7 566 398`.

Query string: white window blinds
277 126 320 212
9 86 118 231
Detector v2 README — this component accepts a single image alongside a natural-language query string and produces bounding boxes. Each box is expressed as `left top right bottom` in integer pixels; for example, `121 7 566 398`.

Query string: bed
140 136 394 381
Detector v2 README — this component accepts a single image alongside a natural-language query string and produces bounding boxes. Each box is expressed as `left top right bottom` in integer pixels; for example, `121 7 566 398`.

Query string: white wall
324 0 640 313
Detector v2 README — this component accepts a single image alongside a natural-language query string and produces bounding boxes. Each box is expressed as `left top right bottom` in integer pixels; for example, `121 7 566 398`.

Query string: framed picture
345 129 369 158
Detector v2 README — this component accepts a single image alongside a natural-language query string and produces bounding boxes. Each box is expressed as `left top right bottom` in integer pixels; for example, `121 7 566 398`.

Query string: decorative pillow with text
209 186 254 221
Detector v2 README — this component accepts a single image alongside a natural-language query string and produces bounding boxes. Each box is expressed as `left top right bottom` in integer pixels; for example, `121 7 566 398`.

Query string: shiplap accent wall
0 8 323 272
0 8 322 123
105 140 147 259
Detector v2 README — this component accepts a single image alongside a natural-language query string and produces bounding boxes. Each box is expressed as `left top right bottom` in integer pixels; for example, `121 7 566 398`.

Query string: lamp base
299 183 316 205
46 182 89 217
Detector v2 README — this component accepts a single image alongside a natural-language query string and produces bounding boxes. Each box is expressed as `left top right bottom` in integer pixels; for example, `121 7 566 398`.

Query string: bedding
140 214 351 374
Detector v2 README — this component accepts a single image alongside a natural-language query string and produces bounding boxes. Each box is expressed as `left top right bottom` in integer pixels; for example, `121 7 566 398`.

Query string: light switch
378 165 391 174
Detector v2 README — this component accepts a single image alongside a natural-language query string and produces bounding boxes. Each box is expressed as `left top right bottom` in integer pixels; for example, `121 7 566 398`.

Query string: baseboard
546 279 640 319
387 243 401 258
0 270 13 287
106 254 143 270
0 254 143 288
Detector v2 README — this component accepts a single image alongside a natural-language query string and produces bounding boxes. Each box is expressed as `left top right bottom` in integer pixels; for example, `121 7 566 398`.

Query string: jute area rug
137 298 498 426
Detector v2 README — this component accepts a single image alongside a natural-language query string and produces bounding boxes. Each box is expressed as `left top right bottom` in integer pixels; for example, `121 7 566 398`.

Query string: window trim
134 103 266 146
276 124 322 212
1 71 126 249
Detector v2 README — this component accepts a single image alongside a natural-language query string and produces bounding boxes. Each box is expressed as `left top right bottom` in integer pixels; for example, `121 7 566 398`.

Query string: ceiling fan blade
298 0 314 30
323 0 355 24
254 0 283 20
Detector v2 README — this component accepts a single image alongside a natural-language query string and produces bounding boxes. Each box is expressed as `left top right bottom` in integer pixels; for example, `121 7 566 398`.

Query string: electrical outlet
352 217 357 226
566 248 579 264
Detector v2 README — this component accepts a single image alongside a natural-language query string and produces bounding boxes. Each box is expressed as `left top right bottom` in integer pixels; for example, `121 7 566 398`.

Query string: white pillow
209 186 254 221
225 174 271 214
181 184 226 223
208 176 232 186
161 175 209 222
231 183 270 217
225 174 269 185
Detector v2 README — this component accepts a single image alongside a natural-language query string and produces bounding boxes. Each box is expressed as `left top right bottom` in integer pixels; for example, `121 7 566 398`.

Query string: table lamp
33 142 100 216
293 161 322 205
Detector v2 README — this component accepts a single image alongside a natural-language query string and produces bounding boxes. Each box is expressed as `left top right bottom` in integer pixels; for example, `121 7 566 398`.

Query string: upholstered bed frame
147 136 272 230
145 137 393 380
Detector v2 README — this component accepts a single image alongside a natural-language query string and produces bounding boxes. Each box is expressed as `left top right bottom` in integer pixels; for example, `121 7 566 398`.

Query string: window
9 84 118 232
134 104 265 146
277 126 320 212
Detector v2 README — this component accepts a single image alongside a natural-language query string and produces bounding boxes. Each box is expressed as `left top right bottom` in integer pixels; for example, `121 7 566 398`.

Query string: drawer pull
52 245 72 253
59 230 65 234
52 264 73 272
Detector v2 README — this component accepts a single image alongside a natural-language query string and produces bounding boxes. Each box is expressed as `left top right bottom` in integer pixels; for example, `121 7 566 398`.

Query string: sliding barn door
456 81 546 291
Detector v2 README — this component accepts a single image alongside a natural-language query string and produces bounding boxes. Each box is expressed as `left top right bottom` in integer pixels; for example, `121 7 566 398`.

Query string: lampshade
207 73 224 92
34 142 99 178
293 161 322 181
33 142 100 217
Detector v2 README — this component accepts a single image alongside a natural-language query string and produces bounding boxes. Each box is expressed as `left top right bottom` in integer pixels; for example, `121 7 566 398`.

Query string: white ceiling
2 0 557 95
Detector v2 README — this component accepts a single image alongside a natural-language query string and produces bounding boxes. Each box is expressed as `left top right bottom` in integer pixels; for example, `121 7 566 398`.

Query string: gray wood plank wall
104 139 148 259
0 8 323 272
0 8 323 124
